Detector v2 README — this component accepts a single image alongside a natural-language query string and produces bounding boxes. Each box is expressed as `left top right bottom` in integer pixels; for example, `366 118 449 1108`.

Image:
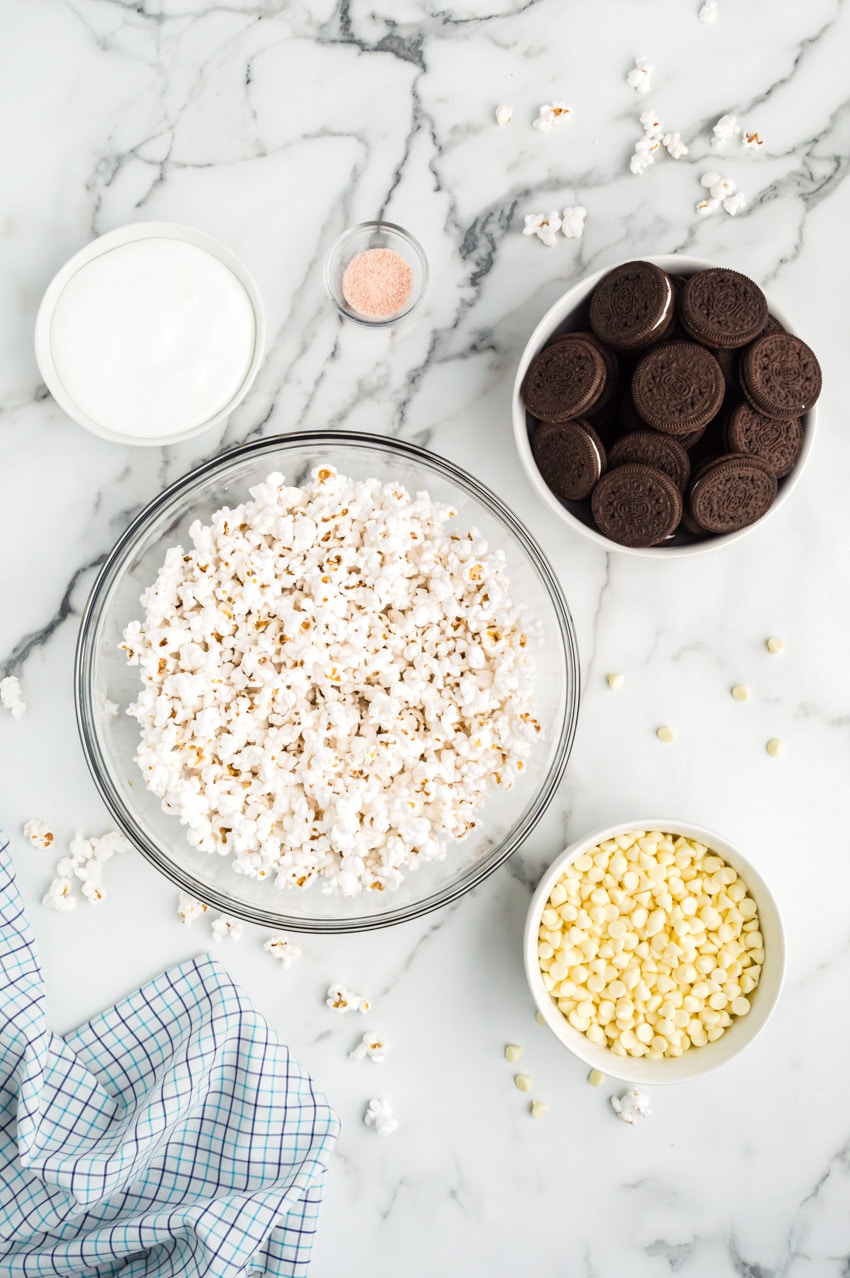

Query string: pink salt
341 247 413 319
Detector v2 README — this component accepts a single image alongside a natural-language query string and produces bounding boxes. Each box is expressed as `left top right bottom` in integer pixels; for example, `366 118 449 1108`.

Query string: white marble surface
2 0 850 1273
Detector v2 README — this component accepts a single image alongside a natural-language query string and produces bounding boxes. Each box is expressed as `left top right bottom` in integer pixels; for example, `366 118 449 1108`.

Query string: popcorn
363 1098 398 1135
523 211 562 246
533 101 571 132
123 469 538 898
23 819 55 849
263 936 302 968
349 1032 388 1063
611 1088 652 1125
711 114 740 149
178 893 209 924
639 110 663 140
626 57 653 96
495 104 513 127
698 0 718 23
697 173 747 217
326 983 371 1014
560 206 587 239
0 675 25 719
630 111 665 175
741 131 764 151
102 698 120 719
210 914 242 942
43 877 77 911
662 131 688 160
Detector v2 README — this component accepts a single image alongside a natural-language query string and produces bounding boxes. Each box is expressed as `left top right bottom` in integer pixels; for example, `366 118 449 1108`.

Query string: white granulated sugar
123 467 539 898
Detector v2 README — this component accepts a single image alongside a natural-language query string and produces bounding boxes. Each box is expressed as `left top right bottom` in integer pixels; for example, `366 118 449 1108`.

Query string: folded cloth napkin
0 832 339 1277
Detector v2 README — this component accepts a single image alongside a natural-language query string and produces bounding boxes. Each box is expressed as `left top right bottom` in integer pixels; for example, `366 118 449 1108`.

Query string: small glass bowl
324 222 429 327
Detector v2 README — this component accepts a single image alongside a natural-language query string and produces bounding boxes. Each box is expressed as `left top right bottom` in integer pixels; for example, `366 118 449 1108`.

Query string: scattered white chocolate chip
514 1074 533 1093
766 636 785 654
538 829 763 1060
0 675 26 719
23 819 55 850
626 57 653 96
495 104 513 127
611 1087 651 1124
178 893 208 925
530 1100 549 1118
210 914 242 942
505 1043 524 1063
698 0 718 23
731 686 750 702
606 673 625 690
766 738 785 757
588 1069 606 1087
523 211 562 247
263 936 302 968
350 1032 388 1064
656 726 675 743
364 1097 398 1135
326 983 371 1014
535 1011 546 1025
560 205 587 239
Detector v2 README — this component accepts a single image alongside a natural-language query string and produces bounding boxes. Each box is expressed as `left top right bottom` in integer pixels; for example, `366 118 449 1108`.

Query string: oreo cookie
632 341 725 436
532 419 607 501
589 261 673 353
591 463 683 547
680 269 768 348
740 333 822 419
687 453 778 534
726 402 804 478
521 337 606 423
608 430 691 492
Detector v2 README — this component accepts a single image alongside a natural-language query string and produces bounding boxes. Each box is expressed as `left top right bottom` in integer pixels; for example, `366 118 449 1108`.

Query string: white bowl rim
512 254 818 558
523 817 786 1084
34 221 266 447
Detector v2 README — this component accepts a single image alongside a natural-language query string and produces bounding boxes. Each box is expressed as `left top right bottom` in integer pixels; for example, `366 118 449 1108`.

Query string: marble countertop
2 0 850 1273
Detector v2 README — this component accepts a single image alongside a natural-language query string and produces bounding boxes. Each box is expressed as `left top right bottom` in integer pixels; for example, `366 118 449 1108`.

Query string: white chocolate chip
766 636 785 654
535 1011 546 1025
606 673 625 690
766 738 785 757
530 1100 549 1118
588 1069 606 1087
514 1074 533 1093
656 726 675 743
731 686 750 702
505 1043 523 1063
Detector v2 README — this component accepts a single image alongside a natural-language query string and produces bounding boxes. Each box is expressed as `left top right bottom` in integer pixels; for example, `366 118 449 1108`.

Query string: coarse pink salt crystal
342 248 413 319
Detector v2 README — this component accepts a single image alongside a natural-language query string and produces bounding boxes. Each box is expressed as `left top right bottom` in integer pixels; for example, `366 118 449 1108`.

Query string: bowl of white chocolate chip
524 821 785 1082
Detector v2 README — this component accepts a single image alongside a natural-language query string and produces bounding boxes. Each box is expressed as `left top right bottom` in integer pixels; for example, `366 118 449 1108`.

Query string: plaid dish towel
0 831 339 1277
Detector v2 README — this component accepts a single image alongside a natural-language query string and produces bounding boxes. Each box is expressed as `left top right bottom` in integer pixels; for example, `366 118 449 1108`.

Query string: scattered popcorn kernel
611 1088 651 1123
711 114 740 149
350 1032 388 1063
495 104 513 127
560 205 587 239
178 893 208 925
263 936 302 968
523 211 562 246
626 57 653 96
326 983 371 1014
364 1097 398 1135
210 914 243 942
0 675 25 719
23 819 55 849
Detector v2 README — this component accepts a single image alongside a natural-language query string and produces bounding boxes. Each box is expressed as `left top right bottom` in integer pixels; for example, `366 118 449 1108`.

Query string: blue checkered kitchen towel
0 831 339 1277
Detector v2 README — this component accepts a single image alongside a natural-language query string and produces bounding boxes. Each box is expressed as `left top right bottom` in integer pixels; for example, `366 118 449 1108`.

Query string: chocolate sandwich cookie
589 261 674 353
680 269 769 349
608 430 691 492
740 333 822 419
760 314 786 337
532 419 607 501
631 341 725 436
591 462 683 547
552 331 621 411
687 453 777 534
726 402 804 478
521 337 606 423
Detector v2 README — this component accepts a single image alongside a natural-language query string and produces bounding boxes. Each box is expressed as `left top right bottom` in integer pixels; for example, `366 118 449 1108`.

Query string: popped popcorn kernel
23 819 55 849
560 205 587 239
711 114 740 150
210 914 243 942
178 893 209 924
626 57 653 96
523 211 562 246
0 675 25 719
263 936 303 968
326 983 370 1014
364 1097 398 1135
349 1032 388 1063
495 104 513 127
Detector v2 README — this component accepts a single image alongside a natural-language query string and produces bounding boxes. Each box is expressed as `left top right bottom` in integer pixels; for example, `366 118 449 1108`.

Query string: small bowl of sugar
524 819 785 1084
324 221 428 327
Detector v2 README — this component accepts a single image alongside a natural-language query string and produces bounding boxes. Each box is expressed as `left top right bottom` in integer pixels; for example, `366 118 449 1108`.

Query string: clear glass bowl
75 432 580 932
324 222 428 327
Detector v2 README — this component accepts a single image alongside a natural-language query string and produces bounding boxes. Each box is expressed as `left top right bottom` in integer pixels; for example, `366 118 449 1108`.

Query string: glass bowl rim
75 429 580 932
323 221 430 328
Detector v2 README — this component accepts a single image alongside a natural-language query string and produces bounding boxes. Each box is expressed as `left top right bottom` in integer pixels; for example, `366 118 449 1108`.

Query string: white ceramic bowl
524 818 785 1083
512 255 818 558
35 222 265 446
